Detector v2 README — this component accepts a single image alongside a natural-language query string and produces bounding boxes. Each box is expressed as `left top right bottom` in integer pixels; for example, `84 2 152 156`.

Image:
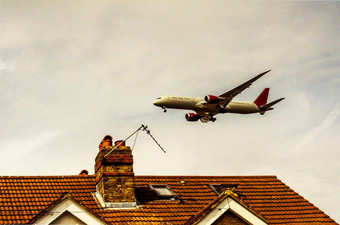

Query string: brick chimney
94 135 136 208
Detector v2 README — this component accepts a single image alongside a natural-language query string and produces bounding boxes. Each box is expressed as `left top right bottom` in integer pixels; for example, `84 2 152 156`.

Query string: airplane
153 70 284 123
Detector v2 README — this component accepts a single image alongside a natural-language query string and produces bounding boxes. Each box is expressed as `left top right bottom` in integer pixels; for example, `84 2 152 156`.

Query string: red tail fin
254 88 269 107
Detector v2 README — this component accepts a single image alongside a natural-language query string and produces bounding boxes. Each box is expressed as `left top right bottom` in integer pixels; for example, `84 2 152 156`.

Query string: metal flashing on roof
94 190 138 210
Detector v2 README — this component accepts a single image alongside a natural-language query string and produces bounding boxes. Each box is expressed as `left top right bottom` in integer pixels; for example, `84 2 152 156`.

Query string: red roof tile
0 175 337 224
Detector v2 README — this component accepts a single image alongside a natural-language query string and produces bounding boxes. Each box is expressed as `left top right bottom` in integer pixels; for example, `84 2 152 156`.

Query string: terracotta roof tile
0 175 337 224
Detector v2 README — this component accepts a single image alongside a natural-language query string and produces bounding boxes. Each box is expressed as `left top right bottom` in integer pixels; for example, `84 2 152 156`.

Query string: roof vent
79 170 89 176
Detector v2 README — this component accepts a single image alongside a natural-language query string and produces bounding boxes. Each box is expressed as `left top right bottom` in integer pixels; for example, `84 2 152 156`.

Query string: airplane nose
153 100 161 106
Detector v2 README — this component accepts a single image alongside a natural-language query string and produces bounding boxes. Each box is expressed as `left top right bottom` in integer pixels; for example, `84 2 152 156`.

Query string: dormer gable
185 190 268 225
29 193 106 225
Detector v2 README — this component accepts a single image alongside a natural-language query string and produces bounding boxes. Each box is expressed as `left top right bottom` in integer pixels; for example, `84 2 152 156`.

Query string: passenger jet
153 70 284 123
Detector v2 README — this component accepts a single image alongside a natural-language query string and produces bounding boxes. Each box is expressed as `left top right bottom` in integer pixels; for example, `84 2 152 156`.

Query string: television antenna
104 124 166 158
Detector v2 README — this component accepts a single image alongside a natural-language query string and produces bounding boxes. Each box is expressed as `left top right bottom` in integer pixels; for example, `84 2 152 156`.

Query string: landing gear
162 107 167 113
208 114 216 122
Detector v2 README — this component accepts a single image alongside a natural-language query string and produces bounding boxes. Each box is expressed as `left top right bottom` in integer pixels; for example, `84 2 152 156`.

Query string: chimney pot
99 135 113 150
115 140 125 147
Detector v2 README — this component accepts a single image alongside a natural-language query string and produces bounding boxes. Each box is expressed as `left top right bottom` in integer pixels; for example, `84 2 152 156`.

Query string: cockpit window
156 97 161 100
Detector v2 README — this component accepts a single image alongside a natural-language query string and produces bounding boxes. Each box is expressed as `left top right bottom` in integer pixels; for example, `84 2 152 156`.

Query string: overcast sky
0 0 339 222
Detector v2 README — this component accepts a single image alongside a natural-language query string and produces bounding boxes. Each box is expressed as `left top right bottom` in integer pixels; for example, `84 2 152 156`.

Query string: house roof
0 175 337 224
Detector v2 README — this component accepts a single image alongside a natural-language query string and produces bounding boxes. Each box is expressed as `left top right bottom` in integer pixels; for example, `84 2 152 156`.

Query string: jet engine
204 95 220 104
185 113 200 122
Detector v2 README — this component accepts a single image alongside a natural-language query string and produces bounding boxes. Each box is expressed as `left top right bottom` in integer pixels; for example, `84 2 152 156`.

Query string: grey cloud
0 0 339 222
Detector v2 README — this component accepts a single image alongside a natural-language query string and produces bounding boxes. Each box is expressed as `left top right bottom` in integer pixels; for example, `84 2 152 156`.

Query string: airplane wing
218 70 271 107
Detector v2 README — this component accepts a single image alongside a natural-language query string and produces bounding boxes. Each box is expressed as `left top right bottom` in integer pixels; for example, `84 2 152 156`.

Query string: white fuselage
153 96 261 114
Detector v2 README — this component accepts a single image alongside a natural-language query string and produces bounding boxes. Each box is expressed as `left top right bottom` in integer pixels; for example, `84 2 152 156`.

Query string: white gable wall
196 196 267 225
50 211 86 225
33 198 106 225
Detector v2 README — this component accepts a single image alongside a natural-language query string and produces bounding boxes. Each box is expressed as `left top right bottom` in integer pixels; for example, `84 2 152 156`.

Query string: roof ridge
0 175 96 178
0 175 278 178
135 175 278 178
